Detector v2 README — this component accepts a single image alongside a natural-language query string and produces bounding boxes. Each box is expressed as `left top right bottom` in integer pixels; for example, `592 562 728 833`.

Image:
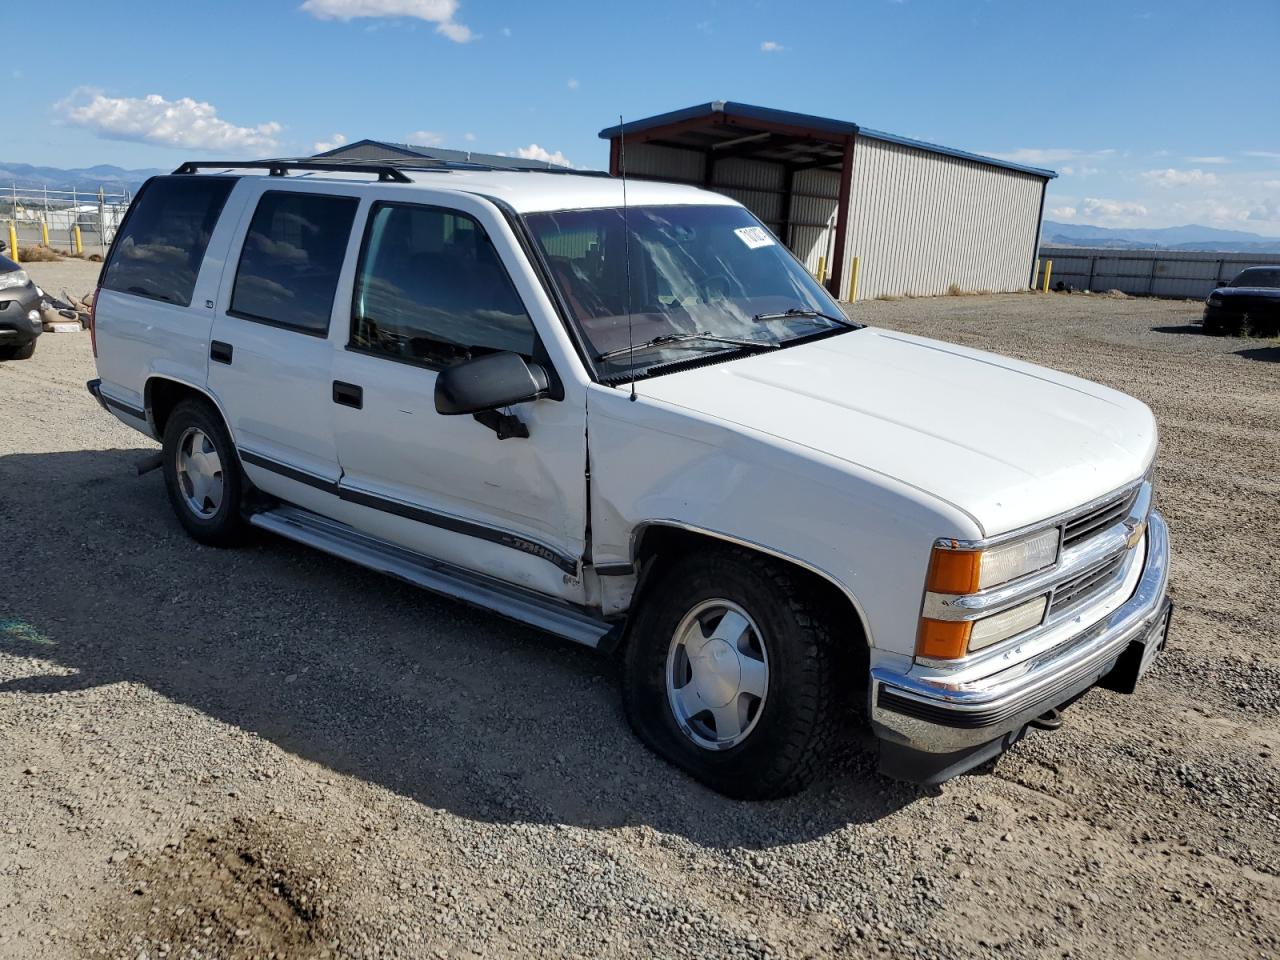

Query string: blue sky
10 0 1280 234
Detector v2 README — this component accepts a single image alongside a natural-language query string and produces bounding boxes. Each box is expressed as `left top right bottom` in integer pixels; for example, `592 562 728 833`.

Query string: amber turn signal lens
925 547 982 595
916 618 973 660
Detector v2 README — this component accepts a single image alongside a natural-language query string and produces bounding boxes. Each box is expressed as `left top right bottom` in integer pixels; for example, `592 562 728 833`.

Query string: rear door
205 181 362 510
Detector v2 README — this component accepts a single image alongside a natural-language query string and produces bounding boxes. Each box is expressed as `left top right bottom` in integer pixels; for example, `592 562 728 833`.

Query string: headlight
0 269 30 291
916 529 1059 660
925 528 1059 595
1207 295 1222 306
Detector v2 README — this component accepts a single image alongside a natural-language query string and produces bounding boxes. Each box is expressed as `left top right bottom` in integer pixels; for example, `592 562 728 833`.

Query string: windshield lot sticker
734 226 775 249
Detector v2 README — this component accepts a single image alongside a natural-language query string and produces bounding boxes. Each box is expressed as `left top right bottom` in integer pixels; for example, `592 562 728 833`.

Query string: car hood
638 327 1157 537
1212 286 1280 299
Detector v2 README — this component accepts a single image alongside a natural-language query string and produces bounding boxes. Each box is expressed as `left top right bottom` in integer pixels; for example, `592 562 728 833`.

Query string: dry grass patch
16 244 64 262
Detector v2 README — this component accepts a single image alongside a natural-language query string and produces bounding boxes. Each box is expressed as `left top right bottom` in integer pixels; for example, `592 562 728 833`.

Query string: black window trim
226 188 359 338
98 174 238 309
345 198 560 394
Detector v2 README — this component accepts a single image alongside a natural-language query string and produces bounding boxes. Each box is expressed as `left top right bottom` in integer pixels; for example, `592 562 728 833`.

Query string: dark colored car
0 246 43 360
1203 266 1280 337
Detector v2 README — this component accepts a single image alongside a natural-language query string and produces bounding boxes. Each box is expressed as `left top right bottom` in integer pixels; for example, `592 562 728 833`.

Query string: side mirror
435 351 549 416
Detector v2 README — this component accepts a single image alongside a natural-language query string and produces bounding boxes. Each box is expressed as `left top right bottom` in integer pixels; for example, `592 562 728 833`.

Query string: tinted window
351 203 536 365
101 176 234 307
230 191 358 334
1231 268 1280 288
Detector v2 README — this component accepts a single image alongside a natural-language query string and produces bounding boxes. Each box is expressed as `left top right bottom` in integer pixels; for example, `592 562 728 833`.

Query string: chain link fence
2 184 132 258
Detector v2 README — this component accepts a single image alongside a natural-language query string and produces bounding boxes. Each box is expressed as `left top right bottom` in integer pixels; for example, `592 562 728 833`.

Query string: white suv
87 158 1171 798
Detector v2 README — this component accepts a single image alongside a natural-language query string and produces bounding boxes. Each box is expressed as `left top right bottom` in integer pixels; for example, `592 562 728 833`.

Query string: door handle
332 381 363 409
210 340 233 364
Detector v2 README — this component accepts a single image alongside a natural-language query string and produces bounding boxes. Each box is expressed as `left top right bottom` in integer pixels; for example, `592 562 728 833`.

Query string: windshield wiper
751 307 856 328
596 332 778 363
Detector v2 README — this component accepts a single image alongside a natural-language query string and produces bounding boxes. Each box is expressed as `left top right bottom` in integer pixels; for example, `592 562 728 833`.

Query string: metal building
314 138 577 171
599 102 1057 301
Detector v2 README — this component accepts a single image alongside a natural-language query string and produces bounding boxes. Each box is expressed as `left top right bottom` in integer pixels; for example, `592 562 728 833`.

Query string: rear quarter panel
93 183 251 432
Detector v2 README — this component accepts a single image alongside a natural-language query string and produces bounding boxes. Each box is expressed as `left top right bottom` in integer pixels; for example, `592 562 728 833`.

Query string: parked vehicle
87 159 1171 798
0 246 43 360
1203 266 1280 337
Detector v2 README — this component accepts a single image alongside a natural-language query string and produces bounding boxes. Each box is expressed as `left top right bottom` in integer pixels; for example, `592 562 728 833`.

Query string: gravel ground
0 281 1277 960
19 258 101 307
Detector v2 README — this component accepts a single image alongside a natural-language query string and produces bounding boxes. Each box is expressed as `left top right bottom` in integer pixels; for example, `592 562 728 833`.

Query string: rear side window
101 177 234 307
350 202 536 366
230 191 358 335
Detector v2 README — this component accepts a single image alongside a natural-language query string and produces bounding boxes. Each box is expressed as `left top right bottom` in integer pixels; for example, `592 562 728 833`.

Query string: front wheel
0 341 36 360
622 548 843 799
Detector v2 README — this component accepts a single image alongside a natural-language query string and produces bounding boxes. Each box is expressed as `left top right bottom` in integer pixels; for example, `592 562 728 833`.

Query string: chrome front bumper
871 510 1169 781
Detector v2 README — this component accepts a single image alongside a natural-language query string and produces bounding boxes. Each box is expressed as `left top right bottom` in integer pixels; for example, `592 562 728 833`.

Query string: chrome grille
1062 487 1139 549
1048 553 1126 616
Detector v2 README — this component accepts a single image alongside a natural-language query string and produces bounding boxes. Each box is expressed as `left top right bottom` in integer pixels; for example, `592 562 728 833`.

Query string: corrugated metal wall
713 157 785 233
1040 247 1280 299
624 145 842 275
845 137 1044 299
625 143 705 183
789 169 841 275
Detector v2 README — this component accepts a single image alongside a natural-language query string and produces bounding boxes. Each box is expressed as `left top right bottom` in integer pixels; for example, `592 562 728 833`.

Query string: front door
328 195 588 602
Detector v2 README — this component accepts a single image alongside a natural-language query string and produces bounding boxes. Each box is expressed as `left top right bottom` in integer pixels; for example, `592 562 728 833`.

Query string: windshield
524 204 854 379
1230 268 1280 288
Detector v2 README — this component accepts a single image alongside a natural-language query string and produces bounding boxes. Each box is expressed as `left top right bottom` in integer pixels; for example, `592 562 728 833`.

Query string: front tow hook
1030 707 1064 731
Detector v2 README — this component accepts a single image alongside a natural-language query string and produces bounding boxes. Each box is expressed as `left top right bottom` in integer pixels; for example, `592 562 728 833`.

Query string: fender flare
629 519 876 648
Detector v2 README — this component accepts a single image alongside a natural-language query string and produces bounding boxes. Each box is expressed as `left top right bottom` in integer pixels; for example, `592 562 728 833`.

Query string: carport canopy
600 101 857 295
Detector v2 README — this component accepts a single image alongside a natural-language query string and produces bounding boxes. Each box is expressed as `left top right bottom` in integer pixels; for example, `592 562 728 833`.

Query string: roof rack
173 156 615 182
172 158 417 183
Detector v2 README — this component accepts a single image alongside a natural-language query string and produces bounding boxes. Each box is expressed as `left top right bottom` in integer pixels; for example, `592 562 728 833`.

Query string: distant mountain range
0 162 166 194
1043 221 1280 254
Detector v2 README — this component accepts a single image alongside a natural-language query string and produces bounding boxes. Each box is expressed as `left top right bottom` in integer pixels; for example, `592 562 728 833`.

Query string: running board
249 505 612 648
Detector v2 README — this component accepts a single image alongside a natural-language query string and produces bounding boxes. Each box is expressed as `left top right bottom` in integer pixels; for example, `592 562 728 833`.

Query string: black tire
622 547 842 799
161 399 246 546
0 341 35 360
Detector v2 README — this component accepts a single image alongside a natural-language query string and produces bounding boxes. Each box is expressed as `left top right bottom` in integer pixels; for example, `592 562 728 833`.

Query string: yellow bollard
7 223 17 264
73 225 83 256
847 255 861 302
1042 259 1053 293
41 220 49 247
817 255 827 285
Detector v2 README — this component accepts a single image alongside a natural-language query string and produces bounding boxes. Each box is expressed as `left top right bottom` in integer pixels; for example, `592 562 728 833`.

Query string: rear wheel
161 399 246 546
622 547 842 799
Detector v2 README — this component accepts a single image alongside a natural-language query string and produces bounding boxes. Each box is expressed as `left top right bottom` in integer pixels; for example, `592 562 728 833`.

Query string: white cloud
988 147 1117 172
1244 199 1280 223
512 143 572 167
299 0 472 42
567 78 579 90
1081 197 1148 220
1142 168 1218 188
313 133 347 153
435 20 472 42
1047 206 1077 219
57 90 281 152
500 26 511 36
1244 150 1280 160
760 40 784 52
407 130 444 146
1186 156 1228 164
464 132 476 142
